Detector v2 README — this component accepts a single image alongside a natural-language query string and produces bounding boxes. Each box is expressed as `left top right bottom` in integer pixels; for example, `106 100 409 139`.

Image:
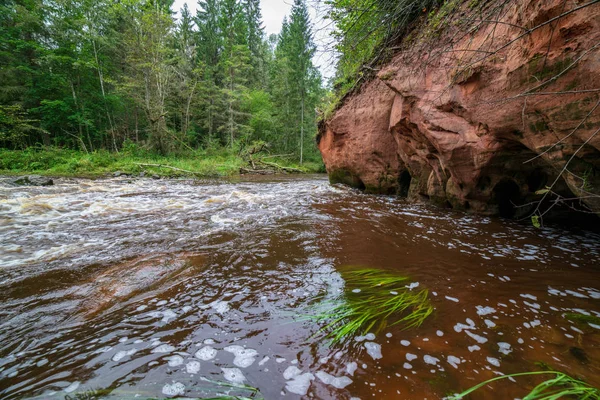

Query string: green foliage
0 105 48 148
564 312 600 327
447 371 600 400
312 268 433 343
0 0 324 166
326 0 443 97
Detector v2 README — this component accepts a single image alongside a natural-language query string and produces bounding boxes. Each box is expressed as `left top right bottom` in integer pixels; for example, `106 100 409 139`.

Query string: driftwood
239 142 304 175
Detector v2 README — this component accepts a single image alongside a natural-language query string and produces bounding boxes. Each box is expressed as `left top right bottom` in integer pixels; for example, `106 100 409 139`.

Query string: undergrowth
0 147 323 178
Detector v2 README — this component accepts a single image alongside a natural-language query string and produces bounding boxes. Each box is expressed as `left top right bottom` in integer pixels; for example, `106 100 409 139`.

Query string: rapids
0 175 598 399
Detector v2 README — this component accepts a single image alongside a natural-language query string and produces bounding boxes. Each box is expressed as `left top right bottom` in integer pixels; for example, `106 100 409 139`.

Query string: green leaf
531 215 541 228
535 188 550 195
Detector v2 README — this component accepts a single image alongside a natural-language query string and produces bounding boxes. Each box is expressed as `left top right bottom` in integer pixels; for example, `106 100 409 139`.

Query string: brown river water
0 175 598 399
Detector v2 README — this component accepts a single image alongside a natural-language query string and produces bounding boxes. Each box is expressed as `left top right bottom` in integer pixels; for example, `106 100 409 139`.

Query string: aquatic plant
564 312 600 327
447 371 600 400
313 268 433 343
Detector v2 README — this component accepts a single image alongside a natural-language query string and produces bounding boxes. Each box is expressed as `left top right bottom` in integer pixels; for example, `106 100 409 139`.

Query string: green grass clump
447 371 600 400
565 312 600 327
314 268 433 343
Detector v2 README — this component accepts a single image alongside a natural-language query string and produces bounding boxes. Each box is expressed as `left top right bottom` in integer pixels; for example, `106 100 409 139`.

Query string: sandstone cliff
318 0 600 220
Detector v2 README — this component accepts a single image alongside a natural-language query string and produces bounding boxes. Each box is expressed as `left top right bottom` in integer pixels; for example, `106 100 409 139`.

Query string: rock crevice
319 0 600 218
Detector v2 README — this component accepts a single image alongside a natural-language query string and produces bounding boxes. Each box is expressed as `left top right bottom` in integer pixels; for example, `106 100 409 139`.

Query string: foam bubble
224 345 258 368
346 362 358 376
152 344 175 354
185 360 200 374
315 371 353 389
364 342 382 360
222 367 246 385
195 346 217 361
162 382 185 397
164 355 184 367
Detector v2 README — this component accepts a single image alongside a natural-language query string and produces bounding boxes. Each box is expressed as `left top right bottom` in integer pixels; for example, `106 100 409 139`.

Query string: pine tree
242 0 266 88
195 0 222 140
218 0 252 148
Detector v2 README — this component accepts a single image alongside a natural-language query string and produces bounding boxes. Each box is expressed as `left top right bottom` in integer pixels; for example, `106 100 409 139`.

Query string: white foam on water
94 346 113 354
276 357 286 363
436 330 444 337
285 372 314 395
424 355 439 365
565 290 588 299
445 296 459 303
484 319 496 328
203 338 215 345
364 342 382 360
283 366 302 380
406 282 420 290
590 323 600 330
487 357 500 367
524 301 541 309
403 362 412 369
520 294 537 301
164 355 184 367
517 338 524 344
152 344 175 354
112 348 138 362
400 340 410 346
468 345 480 352
447 356 461 369
162 382 185 397
258 356 269 366
222 367 246 385
406 353 417 361
386 333 393 338
185 360 200 374
224 345 258 368
210 301 230 314
195 346 217 361
498 342 512 355
454 319 476 333
64 381 80 393
346 362 358 376
352 289 361 293
476 306 496 316
316 371 353 389
156 300 168 306
465 330 488 344
146 310 177 323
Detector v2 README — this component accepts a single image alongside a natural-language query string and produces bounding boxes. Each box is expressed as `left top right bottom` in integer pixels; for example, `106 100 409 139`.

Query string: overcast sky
172 0 336 80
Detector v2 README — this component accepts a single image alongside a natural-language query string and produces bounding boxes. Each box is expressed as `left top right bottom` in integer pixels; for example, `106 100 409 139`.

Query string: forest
0 0 326 173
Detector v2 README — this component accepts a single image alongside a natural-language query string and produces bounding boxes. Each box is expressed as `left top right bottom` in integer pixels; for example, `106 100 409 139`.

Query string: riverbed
0 175 598 399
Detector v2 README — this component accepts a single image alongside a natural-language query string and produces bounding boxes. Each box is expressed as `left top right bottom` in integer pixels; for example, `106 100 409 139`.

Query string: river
0 175 598 399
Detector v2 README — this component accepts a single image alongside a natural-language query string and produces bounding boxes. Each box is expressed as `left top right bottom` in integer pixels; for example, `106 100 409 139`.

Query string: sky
171 0 336 80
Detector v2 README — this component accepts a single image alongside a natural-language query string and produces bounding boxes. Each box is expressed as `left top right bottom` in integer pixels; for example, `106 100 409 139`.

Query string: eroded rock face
319 0 600 218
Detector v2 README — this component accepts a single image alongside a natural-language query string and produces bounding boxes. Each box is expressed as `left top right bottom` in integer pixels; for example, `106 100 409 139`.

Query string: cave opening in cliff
398 170 412 198
493 180 522 218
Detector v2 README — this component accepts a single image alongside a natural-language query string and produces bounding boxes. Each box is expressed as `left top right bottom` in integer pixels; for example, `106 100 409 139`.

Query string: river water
0 175 598 399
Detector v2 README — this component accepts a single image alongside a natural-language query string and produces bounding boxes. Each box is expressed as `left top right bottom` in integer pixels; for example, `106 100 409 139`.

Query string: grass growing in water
447 371 600 400
314 268 433 343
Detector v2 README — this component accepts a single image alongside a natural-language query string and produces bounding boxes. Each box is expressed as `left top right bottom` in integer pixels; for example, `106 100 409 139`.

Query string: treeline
0 0 324 163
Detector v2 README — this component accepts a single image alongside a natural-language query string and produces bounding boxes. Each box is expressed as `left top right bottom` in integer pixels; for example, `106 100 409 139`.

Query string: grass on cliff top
447 371 600 400
0 147 323 178
312 268 433 344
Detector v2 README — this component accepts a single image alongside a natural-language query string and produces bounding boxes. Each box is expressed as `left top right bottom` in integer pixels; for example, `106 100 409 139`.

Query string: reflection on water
0 175 598 399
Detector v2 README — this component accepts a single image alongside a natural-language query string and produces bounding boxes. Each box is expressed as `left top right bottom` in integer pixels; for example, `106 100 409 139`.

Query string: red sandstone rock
319 0 600 217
